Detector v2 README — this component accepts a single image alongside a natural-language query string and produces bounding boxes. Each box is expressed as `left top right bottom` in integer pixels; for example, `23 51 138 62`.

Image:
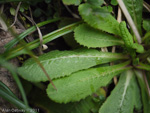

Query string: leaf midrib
82 36 124 44
50 65 130 94
119 71 132 108
23 54 127 67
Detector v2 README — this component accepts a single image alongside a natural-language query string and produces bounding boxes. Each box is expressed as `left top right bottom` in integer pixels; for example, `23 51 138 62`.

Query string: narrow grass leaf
2 22 81 60
5 18 60 51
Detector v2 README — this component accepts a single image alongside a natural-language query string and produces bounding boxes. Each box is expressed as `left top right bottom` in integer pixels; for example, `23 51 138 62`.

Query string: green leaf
143 20 150 32
65 96 98 113
87 0 104 6
62 0 82 5
19 7 25 12
47 61 131 103
111 0 118 5
119 21 134 49
135 62 150 71
134 70 150 113
45 0 51 3
10 7 16 16
58 18 80 48
74 24 124 48
142 31 150 45
18 49 128 82
99 70 142 113
119 21 144 53
123 0 143 35
33 8 42 17
78 3 121 35
30 88 99 113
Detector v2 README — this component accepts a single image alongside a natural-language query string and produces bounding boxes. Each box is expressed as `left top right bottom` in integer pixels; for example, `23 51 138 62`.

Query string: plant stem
142 71 150 97
117 0 142 44
30 54 57 90
112 6 122 85
10 2 22 28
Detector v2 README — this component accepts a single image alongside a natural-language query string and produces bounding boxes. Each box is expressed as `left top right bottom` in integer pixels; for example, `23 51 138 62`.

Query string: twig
143 1 150 13
112 6 122 85
20 12 56 89
29 7 43 54
117 6 122 23
111 46 117 85
21 12 43 54
0 5 8 31
117 0 142 44
31 54 57 90
111 44 117 85
64 5 80 19
0 16 8 31
10 2 22 28
101 47 108 52
100 1 110 53
0 4 4 14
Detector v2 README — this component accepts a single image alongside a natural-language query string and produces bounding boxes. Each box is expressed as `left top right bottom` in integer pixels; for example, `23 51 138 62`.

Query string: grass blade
0 87 37 113
0 81 17 99
5 18 60 51
0 57 28 107
2 21 82 60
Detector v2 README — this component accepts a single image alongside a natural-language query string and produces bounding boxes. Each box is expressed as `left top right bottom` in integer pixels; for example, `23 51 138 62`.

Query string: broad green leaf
87 0 104 6
62 0 82 5
30 88 99 113
99 70 142 113
74 24 124 48
134 70 150 113
143 20 150 32
18 49 128 82
47 61 131 103
123 0 143 35
78 3 121 35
